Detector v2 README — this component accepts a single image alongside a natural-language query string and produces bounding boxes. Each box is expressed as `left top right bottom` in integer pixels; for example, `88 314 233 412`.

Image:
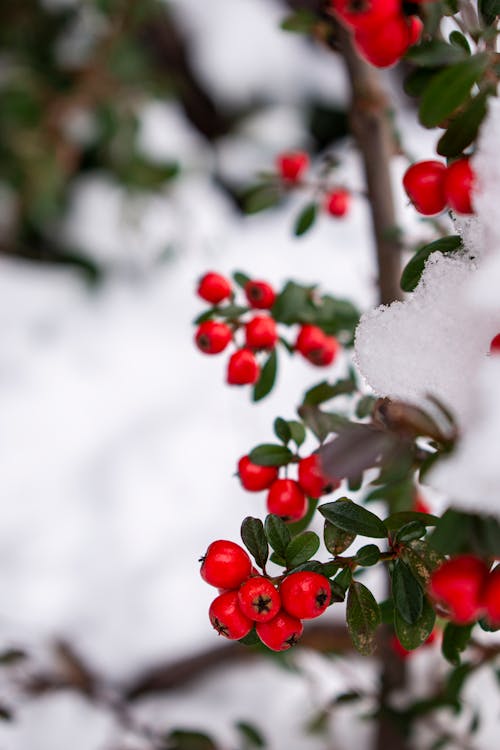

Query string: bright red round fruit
238 576 281 622
295 324 339 367
407 14 423 45
324 188 351 217
197 272 232 304
444 158 475 215
298 453 340 499
483 566 500 626
428 555 489 624
238 455 279 492
227 349 260 385
209 590 253 640
195 321 232 355
276 151 309 183
245 315 278 350
244 280 276 310
266 479 308 522
200 540 252 590
256 610 304 651
490 333 500 354
332 0 400 33
403 160 447 216
280 571 332 620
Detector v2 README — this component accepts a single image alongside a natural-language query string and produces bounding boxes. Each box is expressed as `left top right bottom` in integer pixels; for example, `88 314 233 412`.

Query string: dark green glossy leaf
233 271 251 289
404 67 442 98
285 531 320 568
294 202 317 237
401 235 462 292
442 622 473 665
303 376 357 406
323 520 356 555
406 39 466 67
243 183 282 214
355 544 380 567
265 514 291 557
392 560 424 625
288 420 306 447
346 582 381 655
273 417 291 444
384 511 439 530
241 517 268 569
419 55 489 128
449 31 471 54
355 394 376 419
394 521 427 543
253 349 278 402
437 91 489 157
167 730 217 750
271 281 314 325
334 567 353 592
394 597 436 650
319 498 388 538
402 539 446 589
479 0 500 24
287 497 319 535
248 443 293 467
235 720 267 747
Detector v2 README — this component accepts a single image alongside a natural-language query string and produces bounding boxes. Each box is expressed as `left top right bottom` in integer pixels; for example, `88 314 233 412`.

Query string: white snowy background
1 0 500 748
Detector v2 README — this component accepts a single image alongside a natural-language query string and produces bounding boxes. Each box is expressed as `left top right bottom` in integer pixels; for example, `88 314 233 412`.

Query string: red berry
245 315 278 350
408 15 423 45
209 590 253 640
244 280 276 310
238 577 281 622
324 188 351 217
332 0 400 32
490 333 500 354
276 151 309 183
200 540 252 590
195 321 232 355
354 14 421 68
280 571 332 620
256 610 304 651
197 272 232 304
428 555 489 624
238 455 279 492
295 324 339 367
298 454 340 499
483 566 500 626
414 494 431 515
444 158 475 215
266 479 308 522
403 160 447 216
227 349 260 385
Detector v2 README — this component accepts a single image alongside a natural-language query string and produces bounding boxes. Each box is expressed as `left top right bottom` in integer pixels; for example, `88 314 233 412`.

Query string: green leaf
319 498 388 539
394 598 436 650
479 0 500 24
402 539 446 589
272 281 314 325
346 582 381 655
334 567 353 592
248 444 293 467
265 514 291 557
437 91 489 158
233 271 251 289
280 9 318 33
243 183 282 214
449 31 471 55
401 235 462 292
355 544 380 567
288 420 306 447
445 662 473 703
273 417 291 444
392 560 424 625
235 720 267 748
442 622 473 665
406 39 466 67
419 54 489 128
241 517 269 569
217 304 249 319
294 202 317 237
167 730 217 750
285 531 320 568
323 520 356 555
253 349 278 403
394 521 427 543
303 377 357 406
384 511 439 530
379 599 395 624
239 629 261 646
404 68 442 98
287 498 319 535
355 395 376 419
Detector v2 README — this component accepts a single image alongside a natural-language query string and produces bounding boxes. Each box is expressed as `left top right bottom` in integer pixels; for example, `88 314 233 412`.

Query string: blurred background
0 1 468 749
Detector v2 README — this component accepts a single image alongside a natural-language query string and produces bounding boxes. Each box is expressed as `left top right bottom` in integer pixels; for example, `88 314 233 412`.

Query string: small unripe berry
238 455 279 492
332 0 400 33
276 151 309 183
238 576 281 622
280 571 331 620
403 160 447 216
298 454 340 499
245 315 278 350
256 610 304 651
428 555 489 624
244 280 276 310
490 333 500 354
295 324 339 367
267 479 308 522
195 321 232 355
444 158 475 215
227 349 260 385
200 540 252 590
197 272 232 304
324 189 351 217
209 591 253 640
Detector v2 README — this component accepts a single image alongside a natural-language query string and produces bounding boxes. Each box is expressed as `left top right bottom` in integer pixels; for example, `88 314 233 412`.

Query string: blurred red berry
209 591 253 640
195 321 232 355
483 566 500 626
276 151 309 183
238 577 281 622
256 610 304 651
324 188 351 217
267 479 308 522
403 160 447 216
331 0 400 32
227 349 260 385
244 280 276 310
428 555 489 624
295 324 339 367
238 455 279 492
414 494 431 515
298 454 340 499
245 315 278 350
444 158 475 215
197 272 232 304
200 540 252 590
490 333 500 354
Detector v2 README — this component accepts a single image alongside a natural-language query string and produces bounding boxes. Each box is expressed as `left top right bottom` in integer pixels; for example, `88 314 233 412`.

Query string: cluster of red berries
201 540 332 650
276 151 351 218
331 0 423 68
403 157 475 216
195 272 341 385
429 555 500 625
238 452 340 522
